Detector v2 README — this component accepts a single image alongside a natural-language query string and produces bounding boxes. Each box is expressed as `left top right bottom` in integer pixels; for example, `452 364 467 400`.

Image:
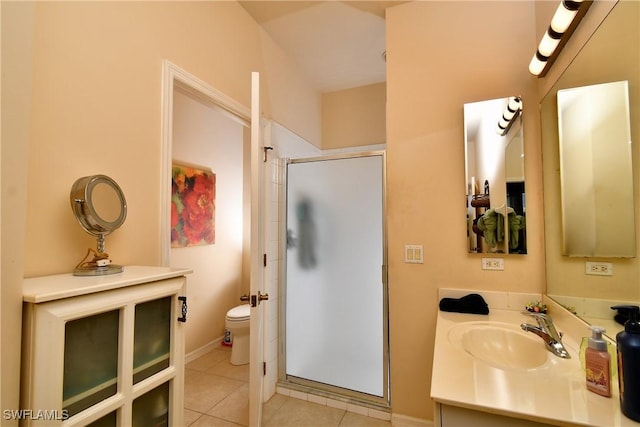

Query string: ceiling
239 1 408 93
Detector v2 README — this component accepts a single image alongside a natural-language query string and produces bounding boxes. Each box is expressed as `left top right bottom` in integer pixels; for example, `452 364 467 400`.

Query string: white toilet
225 304 251 365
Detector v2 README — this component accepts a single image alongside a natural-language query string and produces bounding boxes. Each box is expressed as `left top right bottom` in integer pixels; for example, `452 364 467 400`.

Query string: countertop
23 265 193 303
431 292 640 427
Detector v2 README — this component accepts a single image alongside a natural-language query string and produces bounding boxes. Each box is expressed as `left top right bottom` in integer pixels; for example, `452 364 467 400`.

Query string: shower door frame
278 150 389 408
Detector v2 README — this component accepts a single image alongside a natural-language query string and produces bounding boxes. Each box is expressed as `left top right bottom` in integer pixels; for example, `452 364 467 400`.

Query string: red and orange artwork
171 164 215 247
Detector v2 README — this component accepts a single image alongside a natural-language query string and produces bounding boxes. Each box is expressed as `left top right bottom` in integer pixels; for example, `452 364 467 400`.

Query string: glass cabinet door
132 382 169 427
63 309 120 417
86 411 117 427
133 297 171 384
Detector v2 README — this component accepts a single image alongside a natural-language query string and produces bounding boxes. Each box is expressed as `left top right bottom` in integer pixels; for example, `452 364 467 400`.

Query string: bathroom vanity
20 266 191 426
431 289 640 427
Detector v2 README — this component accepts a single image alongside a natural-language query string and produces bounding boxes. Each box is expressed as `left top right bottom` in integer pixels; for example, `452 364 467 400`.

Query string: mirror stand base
73 264 124 276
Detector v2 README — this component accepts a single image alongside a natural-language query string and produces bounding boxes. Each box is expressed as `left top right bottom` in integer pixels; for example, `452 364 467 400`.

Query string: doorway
161 61 267 425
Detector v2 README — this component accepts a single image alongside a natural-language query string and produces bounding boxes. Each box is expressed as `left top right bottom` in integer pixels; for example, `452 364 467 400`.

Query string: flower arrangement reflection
171 164 215 247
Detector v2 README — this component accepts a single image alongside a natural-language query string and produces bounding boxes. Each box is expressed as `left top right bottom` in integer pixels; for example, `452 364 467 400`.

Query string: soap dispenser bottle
585 326 611 397
611 305 640 421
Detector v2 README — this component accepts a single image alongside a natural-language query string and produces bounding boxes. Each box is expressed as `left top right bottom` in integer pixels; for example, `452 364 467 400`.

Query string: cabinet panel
132 382 169 427
63 309 120 417
438 404 556 427
85 411 116 427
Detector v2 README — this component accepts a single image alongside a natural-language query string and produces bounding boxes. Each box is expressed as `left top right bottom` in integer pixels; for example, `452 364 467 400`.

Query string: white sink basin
448 321 552 371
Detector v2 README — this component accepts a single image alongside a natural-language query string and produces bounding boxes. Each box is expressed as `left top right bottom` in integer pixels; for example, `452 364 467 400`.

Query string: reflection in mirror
558 80 635 257
91 183 123 224
542 0 640 338
465 97 527 254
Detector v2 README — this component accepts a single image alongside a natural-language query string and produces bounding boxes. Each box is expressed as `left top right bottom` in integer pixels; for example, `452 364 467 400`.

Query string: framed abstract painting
171 163 216 247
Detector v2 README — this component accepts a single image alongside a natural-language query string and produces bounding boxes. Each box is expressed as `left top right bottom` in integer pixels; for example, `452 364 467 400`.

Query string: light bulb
508 97 522 112
529 55 546 75
503 110 515 121
538 31 561 57
551 0 581 33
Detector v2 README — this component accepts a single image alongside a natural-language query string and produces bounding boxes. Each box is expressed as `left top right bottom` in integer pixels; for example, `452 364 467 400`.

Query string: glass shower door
285 152 387 401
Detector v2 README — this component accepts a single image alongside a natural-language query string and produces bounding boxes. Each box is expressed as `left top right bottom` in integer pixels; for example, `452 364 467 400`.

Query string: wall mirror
70 174 127 276
465 96 527 254
558 80 635 257
542 0 639 336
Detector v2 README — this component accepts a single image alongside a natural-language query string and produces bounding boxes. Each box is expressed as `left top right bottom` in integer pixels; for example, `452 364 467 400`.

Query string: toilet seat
226 304 251 322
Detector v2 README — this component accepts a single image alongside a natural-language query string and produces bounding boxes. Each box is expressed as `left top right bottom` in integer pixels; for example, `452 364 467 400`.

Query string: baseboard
185 335 224 364
391 413 433 427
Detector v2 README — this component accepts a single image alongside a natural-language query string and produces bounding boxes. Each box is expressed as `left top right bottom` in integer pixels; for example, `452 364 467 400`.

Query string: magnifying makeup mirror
70 174 127 276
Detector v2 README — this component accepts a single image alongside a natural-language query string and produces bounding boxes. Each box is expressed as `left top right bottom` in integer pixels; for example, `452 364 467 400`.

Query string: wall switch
404 245 424 264
481 258 504 271
585 262 613 276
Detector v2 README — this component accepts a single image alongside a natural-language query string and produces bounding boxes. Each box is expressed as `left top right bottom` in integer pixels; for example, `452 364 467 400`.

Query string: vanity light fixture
529 0 592 77
496 96 522 136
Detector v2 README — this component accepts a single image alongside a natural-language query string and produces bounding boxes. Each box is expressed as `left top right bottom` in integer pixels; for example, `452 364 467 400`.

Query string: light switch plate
404 245 424 264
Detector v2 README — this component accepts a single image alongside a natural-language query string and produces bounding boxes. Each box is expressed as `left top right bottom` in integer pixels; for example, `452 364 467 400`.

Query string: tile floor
184 346 392 426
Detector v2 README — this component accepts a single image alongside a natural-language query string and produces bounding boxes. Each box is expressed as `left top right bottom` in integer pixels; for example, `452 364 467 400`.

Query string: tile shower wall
263 122 321 401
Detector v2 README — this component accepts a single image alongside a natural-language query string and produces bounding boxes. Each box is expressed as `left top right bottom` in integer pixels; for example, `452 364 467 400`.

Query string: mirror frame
71 175 127 236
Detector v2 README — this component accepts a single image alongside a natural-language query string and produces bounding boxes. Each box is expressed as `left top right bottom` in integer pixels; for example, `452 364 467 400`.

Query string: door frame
160 62 266 425
279 150 390 409
160 60 250 266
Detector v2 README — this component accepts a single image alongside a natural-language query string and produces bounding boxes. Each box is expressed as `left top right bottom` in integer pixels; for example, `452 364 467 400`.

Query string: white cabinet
436 404 557 427
20 266 192 427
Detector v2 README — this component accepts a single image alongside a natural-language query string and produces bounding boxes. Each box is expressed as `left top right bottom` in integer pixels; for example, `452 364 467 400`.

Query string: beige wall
258 27 323 148
1 2 35 420
386 1 544 421
1 0 320 416
322 82 386 149
21 1 319 278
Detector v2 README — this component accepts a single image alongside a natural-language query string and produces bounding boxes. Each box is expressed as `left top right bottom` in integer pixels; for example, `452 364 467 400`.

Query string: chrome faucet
521 312 571 359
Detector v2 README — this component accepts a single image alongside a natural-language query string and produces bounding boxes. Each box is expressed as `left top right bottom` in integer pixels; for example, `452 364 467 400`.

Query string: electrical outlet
585 262 613 276
481 258 504 271
404 245 424 264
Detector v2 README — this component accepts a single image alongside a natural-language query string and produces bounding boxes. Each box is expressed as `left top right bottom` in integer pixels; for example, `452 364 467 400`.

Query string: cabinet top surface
23 265 193 303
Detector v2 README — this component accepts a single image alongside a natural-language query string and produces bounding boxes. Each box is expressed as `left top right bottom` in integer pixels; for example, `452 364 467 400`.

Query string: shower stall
281 151 388 406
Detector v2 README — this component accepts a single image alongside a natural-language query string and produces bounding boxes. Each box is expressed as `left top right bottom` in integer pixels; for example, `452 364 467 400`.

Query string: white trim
321 143 386 156
184 336 225 364
391 413 434 427
160 60 250 266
